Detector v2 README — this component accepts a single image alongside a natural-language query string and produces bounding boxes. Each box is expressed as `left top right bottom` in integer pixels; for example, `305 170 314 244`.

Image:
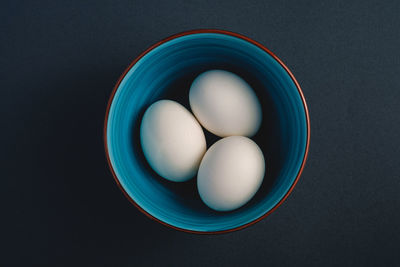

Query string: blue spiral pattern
106 32 308 232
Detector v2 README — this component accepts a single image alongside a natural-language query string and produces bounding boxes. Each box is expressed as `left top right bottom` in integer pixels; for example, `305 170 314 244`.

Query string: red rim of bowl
104 29 310 235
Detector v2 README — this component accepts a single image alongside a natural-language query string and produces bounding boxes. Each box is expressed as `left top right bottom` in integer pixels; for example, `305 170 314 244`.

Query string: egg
140 100 207 182
197 136 265 211
189 70 262 137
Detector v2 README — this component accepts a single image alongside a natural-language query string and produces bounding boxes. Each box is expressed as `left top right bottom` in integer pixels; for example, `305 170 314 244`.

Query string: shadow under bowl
104 29 310 233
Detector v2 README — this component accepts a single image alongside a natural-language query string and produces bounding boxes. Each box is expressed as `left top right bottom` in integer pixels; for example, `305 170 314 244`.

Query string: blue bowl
104 30 310 234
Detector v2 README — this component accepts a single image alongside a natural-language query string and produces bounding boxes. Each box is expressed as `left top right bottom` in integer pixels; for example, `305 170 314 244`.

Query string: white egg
197 136 265 211
189 70 262 137
140 100 207 182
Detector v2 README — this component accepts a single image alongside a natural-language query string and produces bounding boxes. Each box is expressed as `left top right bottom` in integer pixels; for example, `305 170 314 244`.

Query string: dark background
2 0 400 266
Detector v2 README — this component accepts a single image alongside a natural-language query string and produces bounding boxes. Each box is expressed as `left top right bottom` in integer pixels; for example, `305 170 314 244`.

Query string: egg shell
197 136 265 211
140 100 207 182
189 70 262 137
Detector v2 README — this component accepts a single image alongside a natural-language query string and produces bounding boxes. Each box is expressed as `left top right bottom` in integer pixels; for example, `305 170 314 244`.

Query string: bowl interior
106 32 308 232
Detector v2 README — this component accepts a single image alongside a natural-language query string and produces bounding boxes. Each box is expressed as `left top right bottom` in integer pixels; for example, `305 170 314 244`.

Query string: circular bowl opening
104 29 310 234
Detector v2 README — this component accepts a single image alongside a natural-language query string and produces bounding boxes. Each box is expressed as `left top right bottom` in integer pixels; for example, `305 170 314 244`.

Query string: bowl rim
104 29 310 234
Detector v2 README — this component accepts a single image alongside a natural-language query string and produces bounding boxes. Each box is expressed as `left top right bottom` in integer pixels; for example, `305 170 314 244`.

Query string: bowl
104 29 310 234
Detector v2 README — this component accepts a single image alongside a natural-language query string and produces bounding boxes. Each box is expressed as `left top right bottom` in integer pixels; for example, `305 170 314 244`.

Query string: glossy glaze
104 30 310 233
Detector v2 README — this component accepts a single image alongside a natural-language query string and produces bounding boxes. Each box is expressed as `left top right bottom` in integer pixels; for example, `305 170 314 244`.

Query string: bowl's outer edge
103 29 310 235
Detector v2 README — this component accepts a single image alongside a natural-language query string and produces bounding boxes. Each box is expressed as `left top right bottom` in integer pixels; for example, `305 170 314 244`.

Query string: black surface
2 0 400 266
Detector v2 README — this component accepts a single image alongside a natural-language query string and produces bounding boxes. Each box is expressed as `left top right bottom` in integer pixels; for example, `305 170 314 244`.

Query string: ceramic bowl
104 29 310 233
